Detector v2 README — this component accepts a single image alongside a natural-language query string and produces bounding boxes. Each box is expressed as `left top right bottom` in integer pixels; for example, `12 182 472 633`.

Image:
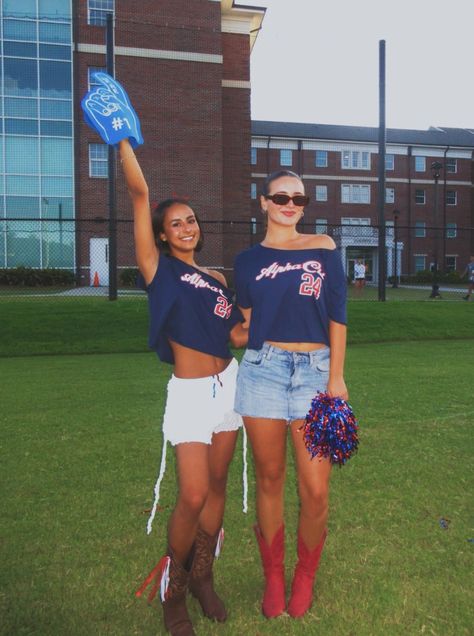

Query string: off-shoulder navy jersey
234 245 347 350
138 255 242 364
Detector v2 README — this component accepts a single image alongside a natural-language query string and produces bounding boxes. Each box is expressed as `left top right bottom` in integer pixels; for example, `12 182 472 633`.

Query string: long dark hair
262 170 304 196
151 198 204 253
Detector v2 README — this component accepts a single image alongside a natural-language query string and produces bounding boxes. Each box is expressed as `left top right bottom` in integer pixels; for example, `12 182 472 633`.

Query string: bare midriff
265 341 327 352
170 340 231 378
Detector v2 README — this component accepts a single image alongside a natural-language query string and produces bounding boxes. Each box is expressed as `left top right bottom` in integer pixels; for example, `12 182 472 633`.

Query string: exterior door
89 238 109 286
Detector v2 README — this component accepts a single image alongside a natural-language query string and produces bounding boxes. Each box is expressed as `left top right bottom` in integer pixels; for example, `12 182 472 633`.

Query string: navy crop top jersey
139 255 242 364
234 244 347 350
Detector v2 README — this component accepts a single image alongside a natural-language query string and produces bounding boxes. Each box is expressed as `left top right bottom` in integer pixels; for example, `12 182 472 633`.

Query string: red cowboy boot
136 548 196 636
189 527 227 622
287 529 327 618
254 524 286 618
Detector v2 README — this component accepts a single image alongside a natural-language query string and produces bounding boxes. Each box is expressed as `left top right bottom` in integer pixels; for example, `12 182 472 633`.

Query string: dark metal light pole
106 12 117 301
377 40 387 301
429 161 443 299
392 210 399 288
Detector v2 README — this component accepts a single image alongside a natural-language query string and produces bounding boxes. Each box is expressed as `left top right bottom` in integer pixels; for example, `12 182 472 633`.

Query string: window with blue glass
42 177 73 198
385 154 394 170
89 144 109 178
39 61 71 98
5 137 39 174
4 42 37 58
315 150 328 168
42 197 73 219
415 221 426 238
41 219 74 267
88 0 115 26
5 119 38 134
6 196 40 218
40 120 72 136
7 221 42 267
414 255 426 272
39 0 71 20
3 19 36 40
39 44 71 60
446 223 457 238
6 175 40 196
41 139 73 175
4 58 38 96
280 149 292 166
40 99 72 120
415 156 425 172
1 1 74 269
39 22 70 44
3 0 37 18
5 98 37 118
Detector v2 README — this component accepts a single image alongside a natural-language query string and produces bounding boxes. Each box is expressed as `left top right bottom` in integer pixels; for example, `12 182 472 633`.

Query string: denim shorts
235 343 330 421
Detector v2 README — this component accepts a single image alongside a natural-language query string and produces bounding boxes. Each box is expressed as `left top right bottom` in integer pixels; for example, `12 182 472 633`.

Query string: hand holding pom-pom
300 392 359 466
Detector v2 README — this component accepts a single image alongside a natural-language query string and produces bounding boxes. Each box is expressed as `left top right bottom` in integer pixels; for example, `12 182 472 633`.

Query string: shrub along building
0 0 473 285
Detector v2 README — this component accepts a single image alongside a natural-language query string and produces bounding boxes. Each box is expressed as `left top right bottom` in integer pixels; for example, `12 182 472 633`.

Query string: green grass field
0 299 473 635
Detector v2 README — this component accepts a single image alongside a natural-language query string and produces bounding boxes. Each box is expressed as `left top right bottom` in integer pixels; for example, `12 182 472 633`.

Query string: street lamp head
431 161 442 181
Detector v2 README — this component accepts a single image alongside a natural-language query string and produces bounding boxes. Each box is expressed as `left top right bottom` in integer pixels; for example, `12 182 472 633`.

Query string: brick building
1 0 473 285
75 0 264 283
251 122 474 281
0 0 264 283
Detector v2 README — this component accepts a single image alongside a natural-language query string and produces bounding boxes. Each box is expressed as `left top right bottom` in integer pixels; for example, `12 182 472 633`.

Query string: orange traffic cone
93 271 100 287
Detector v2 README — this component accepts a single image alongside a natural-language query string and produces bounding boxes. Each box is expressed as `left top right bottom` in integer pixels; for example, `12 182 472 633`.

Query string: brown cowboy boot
136 548 196 636
189 527 227 622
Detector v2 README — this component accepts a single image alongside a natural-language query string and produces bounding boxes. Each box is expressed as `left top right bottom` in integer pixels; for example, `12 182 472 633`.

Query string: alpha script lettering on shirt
255 260 326 300
255 260 326 281
180 272 232 319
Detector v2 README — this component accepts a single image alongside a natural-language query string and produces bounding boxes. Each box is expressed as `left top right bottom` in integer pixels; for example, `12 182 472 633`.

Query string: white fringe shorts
163 357 242 445
146 357 247 534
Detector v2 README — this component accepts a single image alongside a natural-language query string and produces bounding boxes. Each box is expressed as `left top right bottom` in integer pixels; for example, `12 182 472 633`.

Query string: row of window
249 181 459 206
413 221 457 238
2 0 71 20
415 255 458 273
1 19 71 43
90 145 462 210
0 137 73 176
0 58 72 99
251 148 459 173
0 196 73 217
309 218 458 239
0 220 74 269
19 0 110 27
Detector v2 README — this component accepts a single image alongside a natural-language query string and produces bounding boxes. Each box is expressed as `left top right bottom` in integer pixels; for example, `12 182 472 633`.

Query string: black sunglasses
264 194 310 206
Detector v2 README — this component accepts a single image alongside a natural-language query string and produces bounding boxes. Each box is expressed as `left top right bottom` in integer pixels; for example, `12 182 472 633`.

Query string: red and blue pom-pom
300 392 359 466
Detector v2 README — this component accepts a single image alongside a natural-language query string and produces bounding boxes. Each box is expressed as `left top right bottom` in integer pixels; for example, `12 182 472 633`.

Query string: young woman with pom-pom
233 170 348 619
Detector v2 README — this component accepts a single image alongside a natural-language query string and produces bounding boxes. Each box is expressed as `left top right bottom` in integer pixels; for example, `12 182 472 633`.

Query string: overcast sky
250 0 474 131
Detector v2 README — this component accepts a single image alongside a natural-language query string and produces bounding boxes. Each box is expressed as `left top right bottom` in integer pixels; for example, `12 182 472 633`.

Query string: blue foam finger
81 72 143 147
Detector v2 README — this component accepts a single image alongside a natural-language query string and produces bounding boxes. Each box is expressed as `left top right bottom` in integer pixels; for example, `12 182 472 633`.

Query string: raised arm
119 140 158 284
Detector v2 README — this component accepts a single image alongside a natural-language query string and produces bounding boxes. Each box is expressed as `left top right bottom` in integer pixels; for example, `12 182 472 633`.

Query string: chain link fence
0 219 472 301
